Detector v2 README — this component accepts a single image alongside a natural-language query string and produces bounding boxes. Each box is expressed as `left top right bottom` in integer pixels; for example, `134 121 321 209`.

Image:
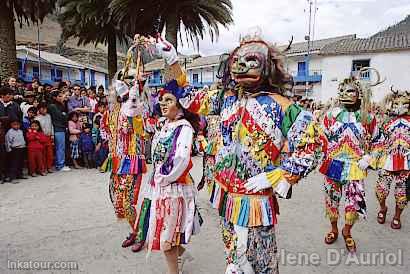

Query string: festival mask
230 42 269 88
338 78 363 106
387 87 410 116
159 92 180 119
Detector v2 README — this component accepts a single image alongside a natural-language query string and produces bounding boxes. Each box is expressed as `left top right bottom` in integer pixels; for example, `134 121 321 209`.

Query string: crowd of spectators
0 76 109 184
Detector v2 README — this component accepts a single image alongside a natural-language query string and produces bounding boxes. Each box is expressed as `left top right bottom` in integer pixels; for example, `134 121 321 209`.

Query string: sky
178 0 410 56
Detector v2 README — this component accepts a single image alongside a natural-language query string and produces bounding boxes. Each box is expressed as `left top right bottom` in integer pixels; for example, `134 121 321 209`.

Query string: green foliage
110 0 233 47
5 0 57 26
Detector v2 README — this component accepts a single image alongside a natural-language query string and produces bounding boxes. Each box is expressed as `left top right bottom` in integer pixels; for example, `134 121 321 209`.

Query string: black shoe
4 177 12 183
17 176 28 180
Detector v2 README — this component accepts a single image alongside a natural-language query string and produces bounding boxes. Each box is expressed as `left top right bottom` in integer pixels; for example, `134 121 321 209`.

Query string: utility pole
37 21 41 80
305 0 313 97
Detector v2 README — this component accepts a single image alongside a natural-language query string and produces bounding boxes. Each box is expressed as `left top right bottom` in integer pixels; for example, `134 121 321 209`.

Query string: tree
58 0 158 83
110 0 233 50
58 0 124 83
0 0 57 81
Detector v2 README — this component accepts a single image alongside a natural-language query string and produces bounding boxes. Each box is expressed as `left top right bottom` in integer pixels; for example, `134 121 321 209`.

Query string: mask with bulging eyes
230 42 269 88
338 79 362 106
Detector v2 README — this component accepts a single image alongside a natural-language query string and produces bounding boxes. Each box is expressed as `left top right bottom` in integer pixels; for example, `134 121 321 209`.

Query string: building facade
16 46 109 89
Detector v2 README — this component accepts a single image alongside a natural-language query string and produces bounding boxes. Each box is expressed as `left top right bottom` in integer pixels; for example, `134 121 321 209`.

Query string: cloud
178 0 409 55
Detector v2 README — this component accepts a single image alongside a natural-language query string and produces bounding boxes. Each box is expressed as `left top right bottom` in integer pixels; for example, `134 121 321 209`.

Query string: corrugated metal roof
320 33 410 55
17 46 84 69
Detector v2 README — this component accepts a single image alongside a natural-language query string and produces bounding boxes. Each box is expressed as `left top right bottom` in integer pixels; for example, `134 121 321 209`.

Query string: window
193 73 199 83
32 66 39 78
297 62 306 76
352 59 371 79
56 69 63 80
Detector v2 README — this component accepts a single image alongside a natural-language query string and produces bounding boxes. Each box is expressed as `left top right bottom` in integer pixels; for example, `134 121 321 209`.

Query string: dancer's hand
155 35 178 65
358 155 372 170
244 173 272 193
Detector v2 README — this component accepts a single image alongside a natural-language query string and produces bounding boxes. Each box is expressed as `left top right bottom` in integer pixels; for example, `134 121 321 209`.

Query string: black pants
8 148 25 179
83 152 95 168
0 144 6 178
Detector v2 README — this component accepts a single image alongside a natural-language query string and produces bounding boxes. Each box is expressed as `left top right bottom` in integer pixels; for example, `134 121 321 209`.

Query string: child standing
93 116 108 169
22 106 37 131
26 120 48 176
79 123 95 168
35 103 54 173
68 111 82 169
5 120 27 183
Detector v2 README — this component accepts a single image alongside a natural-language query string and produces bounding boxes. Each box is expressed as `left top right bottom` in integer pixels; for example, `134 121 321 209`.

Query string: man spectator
0 86 23 123
8 77 17 91
0 107 7 183
48 89 70 172
67 84 91 118
20 90 35 117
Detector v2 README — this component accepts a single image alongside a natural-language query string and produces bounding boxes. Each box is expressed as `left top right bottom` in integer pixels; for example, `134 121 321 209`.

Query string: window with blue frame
297 62 306 76
32 66 39 79
56 69 63 81
90 70 96 86
193 73 199 83
17 61 23 78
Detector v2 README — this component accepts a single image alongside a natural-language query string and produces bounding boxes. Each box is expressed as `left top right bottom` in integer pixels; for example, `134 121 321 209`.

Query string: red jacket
26 129 48 150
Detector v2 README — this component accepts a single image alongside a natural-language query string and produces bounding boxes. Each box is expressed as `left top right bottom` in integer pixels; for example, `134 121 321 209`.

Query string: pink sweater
68 120 82 142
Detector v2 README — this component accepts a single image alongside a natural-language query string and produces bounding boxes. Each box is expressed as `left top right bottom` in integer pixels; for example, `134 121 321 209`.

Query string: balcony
292 70 322 83
351 70 370 80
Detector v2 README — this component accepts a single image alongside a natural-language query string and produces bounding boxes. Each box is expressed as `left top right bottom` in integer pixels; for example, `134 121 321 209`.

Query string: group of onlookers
0 76 109 184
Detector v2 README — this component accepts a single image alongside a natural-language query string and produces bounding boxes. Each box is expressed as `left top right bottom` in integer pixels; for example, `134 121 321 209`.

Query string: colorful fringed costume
375 90 410 214
101 102 147 229
183 36 322 273
145 119 201 251
320 107 379 225
197 89 223 194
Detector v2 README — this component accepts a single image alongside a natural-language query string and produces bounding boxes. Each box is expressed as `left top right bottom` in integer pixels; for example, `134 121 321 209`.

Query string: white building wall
187 66 218 84
84 70 106 88
320 50 410 103
94 72 106 88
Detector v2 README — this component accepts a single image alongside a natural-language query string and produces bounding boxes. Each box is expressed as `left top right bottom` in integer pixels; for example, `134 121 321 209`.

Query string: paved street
0 157 409 274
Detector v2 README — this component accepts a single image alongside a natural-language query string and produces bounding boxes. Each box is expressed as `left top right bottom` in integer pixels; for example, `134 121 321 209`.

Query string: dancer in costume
320 68 384 252
154 33 322 273
375 87 410 229
196 86 224 194
100 35 152 251
131 36 201 274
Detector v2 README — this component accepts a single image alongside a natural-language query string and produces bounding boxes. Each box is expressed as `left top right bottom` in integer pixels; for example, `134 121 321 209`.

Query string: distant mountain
15 16 128 70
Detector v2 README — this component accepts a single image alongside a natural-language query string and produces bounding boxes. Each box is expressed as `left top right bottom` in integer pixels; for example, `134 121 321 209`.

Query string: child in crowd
26 120 48 176
68 111 82 169
92 116 107 168
79 123 95 168
23 106 37 131
93 102 106 125
35 103 54 172
5 120 27 183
